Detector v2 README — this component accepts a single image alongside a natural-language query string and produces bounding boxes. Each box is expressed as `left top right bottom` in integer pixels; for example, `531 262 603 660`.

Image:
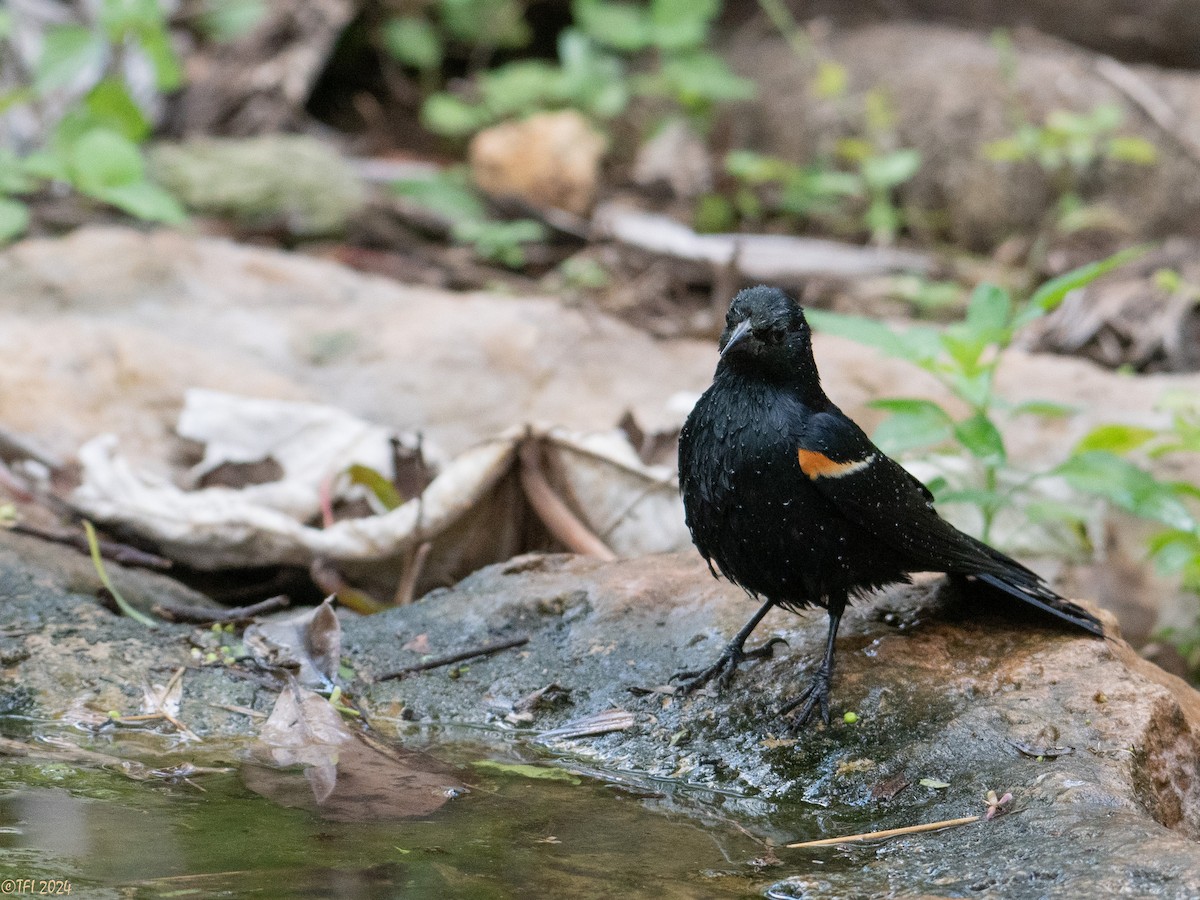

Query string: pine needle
786 814 980 848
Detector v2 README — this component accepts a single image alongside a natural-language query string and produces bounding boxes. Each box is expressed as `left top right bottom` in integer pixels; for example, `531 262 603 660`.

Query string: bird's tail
972 572 1105 637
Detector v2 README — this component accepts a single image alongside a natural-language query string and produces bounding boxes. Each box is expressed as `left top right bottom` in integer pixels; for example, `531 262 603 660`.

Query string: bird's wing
797 408 1104 636
796 408 996 573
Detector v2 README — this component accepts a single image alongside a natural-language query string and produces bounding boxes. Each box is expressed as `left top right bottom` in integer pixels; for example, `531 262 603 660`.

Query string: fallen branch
152 594 291 624
375 635 529 681
786 815 980 848
519 439 617 561
593 203 933 281
1094 56 1200 171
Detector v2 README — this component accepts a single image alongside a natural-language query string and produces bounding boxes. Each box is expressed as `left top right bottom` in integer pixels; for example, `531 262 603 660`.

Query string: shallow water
0 730 791 899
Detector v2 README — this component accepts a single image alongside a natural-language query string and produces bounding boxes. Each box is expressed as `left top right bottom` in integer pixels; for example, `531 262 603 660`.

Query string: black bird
676 285 1103 727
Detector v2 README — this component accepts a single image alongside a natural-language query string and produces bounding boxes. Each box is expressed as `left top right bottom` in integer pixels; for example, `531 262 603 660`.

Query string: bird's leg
672 598 785 694
779 593 846 729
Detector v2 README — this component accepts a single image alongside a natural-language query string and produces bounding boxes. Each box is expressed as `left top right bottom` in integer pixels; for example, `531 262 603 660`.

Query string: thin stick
393 541 432 606
152 594 290 624
375 635 529 681
518 439 616 560
786 815 980 848
15 523 174 569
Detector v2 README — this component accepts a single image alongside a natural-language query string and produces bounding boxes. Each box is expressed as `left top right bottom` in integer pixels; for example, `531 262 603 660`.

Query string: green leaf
860 149 921 190
648 0 719 51
806 310 939 365
420 93 489 137
573 0 652 51
393 170 487 224
644 52 756 108
198 0 267 41
20 150 70 183
869 398 954 454
35 25 107 93
471 760 581 783
1010 400 1078 418
0 150 34 194
81 78 150 142
954 413 1006 463
812 61 848 100
1106 135 1157 165
453 218 547 268
938 327 990 374
69 129 145 193
1073 424 1158 455
1147 530 1200 575
346 463 403 511
1022 498 1092 527
1056 451 1198 531
479 60 565 117
1018 245 1148 326
93 181 187 223
0 198 30 244
965 283 1013 336
383 16 443 71
935 488 1010 515
440 0 531 47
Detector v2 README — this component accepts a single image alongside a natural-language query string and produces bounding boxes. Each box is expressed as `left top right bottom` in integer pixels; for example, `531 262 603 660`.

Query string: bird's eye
762 326 785 345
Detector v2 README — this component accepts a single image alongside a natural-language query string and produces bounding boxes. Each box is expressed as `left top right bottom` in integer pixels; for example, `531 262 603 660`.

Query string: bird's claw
671 637 786 695
779 668 833 730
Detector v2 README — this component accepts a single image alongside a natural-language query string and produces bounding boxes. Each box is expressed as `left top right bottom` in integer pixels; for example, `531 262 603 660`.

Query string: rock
349 552 1200 894
757 0 1200 69
631 118 713 199
149 136 366 236
730 22 1200 248
469 111 607 216
0 227 711 462
7 540 1197 894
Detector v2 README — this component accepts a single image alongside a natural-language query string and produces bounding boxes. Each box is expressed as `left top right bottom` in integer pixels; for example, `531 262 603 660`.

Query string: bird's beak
720 318 752 359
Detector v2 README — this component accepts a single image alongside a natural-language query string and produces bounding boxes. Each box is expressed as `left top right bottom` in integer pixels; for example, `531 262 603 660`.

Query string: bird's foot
671 637 786 694
778 667 834 730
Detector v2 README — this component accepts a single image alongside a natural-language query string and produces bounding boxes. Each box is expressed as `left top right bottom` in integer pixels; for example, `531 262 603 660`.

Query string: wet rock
347 552 1200 895
4 536 1200 893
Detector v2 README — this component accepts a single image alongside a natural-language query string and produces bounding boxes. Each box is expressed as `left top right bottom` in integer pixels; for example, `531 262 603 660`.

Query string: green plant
1060 396 1200 674
985 35 1157 236
419 0 753 139
720 88 921 244
807 247 1143 544
393 168 548 267
0 1 186 242
382 0 533 91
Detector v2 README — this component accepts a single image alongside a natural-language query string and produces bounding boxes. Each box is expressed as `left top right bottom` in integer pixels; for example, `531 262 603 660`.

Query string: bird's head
717 286 822 390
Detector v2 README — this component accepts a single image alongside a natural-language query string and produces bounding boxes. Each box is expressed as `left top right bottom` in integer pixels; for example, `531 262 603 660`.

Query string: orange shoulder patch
797 448 875 480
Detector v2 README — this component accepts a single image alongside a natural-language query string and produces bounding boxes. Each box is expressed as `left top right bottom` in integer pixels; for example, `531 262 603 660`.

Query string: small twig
1094 56 1200 170
786 815 980 848
12 523 173 570
518 438 617 560
375 635 529 681
393 541 432 606
152 594 290 624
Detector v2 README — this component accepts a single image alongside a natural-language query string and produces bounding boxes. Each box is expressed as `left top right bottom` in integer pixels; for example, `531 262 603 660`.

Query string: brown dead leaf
402 633 432 654
246 682 466 821
244 597 341 687
870 774 912 802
